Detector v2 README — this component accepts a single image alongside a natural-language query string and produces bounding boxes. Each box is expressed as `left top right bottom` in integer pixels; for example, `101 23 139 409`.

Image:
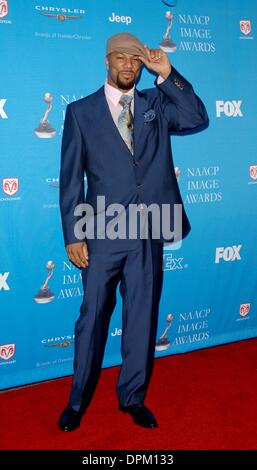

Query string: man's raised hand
138 45 172 80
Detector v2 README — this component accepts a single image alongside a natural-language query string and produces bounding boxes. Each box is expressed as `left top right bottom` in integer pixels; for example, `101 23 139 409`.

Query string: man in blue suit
59 32 208 431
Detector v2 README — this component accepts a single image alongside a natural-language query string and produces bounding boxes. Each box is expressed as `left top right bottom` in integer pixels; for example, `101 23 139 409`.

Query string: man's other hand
66 242 89 268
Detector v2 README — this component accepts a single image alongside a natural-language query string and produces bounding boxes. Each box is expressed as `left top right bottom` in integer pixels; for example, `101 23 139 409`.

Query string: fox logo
215 245 242 264
216 100 243 118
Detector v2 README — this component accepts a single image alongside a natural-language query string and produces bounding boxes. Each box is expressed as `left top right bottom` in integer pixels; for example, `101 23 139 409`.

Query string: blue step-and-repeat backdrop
1 0 256 390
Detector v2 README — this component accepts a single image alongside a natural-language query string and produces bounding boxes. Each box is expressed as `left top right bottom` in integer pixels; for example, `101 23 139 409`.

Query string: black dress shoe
119 403 158 429
58 406 82 432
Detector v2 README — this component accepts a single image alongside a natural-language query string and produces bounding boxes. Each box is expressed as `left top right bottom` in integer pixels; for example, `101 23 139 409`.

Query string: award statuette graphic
160 11 177 53
155 313 174 351
34 261 55 304
34 93 56 138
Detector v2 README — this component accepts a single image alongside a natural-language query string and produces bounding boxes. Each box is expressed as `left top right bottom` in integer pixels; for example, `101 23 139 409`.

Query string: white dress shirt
104 75 165 126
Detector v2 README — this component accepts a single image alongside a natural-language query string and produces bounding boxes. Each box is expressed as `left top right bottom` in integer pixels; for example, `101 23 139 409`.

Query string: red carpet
1 338 257 450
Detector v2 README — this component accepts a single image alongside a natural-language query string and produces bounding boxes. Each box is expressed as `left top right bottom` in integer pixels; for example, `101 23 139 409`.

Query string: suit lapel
133 88 149 158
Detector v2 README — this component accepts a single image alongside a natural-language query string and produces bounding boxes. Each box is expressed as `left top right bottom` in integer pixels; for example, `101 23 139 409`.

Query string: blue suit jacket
59 67 208 247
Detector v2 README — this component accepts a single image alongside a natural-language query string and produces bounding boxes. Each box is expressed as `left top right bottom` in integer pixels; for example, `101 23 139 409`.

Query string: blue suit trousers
68 235 164 411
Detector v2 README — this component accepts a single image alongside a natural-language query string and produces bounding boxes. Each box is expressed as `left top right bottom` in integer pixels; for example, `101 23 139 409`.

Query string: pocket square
143 109 156 123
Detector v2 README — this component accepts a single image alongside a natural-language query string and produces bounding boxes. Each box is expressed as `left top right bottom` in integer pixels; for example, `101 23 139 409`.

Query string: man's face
105 51 142 91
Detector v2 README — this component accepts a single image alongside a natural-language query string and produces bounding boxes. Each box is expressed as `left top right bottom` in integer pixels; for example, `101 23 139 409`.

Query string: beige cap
106 32 148 58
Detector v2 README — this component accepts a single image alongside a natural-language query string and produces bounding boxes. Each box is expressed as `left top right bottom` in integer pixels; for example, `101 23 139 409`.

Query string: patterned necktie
117 94 134 154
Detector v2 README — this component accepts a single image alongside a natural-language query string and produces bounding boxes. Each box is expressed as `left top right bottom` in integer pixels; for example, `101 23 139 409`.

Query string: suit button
137 183 143 188
133 160 139 166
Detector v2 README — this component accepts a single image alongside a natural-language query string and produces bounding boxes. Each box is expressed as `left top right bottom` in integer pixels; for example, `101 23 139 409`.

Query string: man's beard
117 74 135 90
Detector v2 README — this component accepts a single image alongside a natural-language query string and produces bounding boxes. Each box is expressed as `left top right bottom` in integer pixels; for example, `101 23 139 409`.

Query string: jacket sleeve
59 103 86 247
155 66 209 132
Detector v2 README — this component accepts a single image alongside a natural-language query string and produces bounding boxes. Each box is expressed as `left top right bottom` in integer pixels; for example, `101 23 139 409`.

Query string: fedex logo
215 245 242 264
163 254 185 271
216 100 243 118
